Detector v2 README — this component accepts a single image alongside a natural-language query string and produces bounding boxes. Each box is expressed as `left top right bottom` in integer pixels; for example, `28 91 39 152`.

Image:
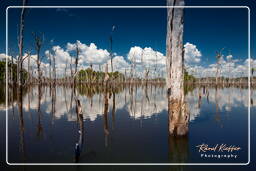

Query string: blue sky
5 7 249 65
0 0 255 78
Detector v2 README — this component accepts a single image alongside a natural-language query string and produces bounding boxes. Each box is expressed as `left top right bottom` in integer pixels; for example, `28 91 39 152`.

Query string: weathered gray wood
166 0 189 136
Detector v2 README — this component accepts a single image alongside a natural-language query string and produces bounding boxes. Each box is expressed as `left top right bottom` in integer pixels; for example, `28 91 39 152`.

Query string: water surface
2 85 251 163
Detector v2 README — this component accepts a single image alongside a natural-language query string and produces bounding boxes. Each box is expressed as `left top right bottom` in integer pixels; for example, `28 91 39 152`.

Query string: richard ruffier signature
196 143 241 153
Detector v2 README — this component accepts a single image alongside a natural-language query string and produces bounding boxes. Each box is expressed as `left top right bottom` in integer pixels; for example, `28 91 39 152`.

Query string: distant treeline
3 60 252 85
0 60 28 83
77 68 125 82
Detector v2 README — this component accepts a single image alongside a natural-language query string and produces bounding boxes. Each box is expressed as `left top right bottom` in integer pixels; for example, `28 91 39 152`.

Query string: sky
0 0 255 78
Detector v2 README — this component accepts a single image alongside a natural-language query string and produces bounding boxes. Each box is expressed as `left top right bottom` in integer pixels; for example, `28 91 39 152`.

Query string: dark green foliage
77 83 124 98
0 60 28 82
0 61 5 81
0 84 5 104
184 70 195 82
77 68 125 82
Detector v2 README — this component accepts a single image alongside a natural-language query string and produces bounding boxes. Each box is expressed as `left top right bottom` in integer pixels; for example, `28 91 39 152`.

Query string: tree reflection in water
36 84 43 139
3 83 253 163
103 83 110 147
168 134 189 165
17 85 26 162
214 86 223 128
111 92 116 130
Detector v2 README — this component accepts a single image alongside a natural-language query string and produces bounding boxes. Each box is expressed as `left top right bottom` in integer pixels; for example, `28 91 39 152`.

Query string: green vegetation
77 83 124 97
184 70 195 82
0 61 6 81
77 68 125 82
0 60 28 83
0 84 5 105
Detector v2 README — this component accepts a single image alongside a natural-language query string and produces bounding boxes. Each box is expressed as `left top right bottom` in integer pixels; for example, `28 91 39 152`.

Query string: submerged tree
17 0 27 86
74 99 84 162
16 1 27 161
109 25 116 73
166 0 189 136
32 32 44 84
73 42 80 85
215 48 224 85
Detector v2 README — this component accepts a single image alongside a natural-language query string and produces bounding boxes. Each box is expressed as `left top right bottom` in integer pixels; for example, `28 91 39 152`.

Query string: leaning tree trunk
166 0 189 136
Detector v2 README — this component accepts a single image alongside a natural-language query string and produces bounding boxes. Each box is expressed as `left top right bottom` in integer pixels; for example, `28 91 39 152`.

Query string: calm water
1 85 252 163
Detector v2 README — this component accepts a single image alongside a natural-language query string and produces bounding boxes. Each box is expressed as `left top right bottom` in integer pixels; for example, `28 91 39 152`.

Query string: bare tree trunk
53 52 56 85
65 59 67 84
130 64 133 84
11 55 14 84
166 0 189 136
33 33 43 84
49 53 52 85
216 63 220 85
145 69 149 86
17 0 27 86
37 52 41 84
17 6 28 155
215 48 224 86
110 36 113 73
75 99 84 162
70 57 73 84
27 53 30 84
74 43 79 85
104 64 109 84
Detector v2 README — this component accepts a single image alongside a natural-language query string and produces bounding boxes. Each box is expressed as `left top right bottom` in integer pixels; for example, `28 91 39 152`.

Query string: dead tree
74 43 79 75
17 0 27 86
53 50 56 85
154 50 158 80
74 42 80 85
252 67 254 86
166 0 189 136
129 51 136 83
27 52 31 84
109 25 116 72
141 49 149 84
70 56 73 83
10 53 14 84
215 48 224 85
74 99 84 162
65 58 68 83
104 64 110 84
32 32 44 84
21 52 30 84
48 52 52 84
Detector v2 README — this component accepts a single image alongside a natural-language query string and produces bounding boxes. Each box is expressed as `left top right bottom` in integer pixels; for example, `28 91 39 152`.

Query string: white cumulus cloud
184 42 202 64
67 41 110 66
